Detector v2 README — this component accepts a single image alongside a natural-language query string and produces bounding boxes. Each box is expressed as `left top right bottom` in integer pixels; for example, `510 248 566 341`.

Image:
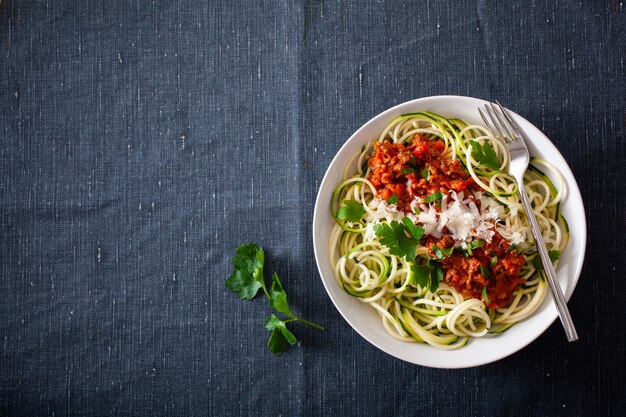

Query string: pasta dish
329 112 568 349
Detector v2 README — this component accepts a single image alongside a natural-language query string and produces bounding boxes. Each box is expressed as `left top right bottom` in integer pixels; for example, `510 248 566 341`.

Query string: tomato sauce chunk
426 234 526 309
368 135 476 212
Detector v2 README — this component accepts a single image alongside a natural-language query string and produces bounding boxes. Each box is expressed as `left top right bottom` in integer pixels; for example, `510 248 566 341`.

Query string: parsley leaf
509 244 524 255
336 200 366 223
401 217 425 241
471 140 501 171
225 243 266 300
424 191 443 203
410 264 430 289
374 219 424 260
465 239 484 256
226 243 324 357
532 250 561 270
361 155 370 173
410 260 443 293
427 259 444 292
490 255 498 266
269 273 295 319
480 265 490 278
482 286 490 304
441 246 454 257
402 167 416 174
386 194 399 205
421 167 431 180
531 256 542 270
549 250 561 262
432 245 454 259
472 240 484 249
265 314 297 356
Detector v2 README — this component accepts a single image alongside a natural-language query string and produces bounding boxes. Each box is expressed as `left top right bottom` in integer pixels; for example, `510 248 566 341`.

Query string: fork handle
518 180 579 342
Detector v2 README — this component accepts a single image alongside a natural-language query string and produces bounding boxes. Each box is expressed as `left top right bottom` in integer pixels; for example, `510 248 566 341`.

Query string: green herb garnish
471 140 501 171
465 239 485 256
386 194 399 205
508 244 523 255
374 218 425 261
226 243 324 356
265 314 297 355
336 200 366 223
471 240 485 249
225 243 266 300
549 250 561 262
410 264 430 289
480 265 490 278
410 259 443 292
427 259 444 292
401 217 425 241
424 191 443 203
432 245 454 259
482 286 490 304
531 250 561 270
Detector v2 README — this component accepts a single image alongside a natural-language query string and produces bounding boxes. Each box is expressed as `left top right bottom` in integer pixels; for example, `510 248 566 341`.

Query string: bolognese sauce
368 134 526 308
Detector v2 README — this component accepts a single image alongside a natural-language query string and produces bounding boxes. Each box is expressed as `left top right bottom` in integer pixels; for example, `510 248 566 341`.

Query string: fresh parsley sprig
336 200 366 223
482 286 490 304
410 259 443 292
432 244 454 259
226 243 324 356
373 217 425 261
386 194 399 205
531 250 561 271
471 140 501 171
225 243 267 300
424 191 443 204
373 218 444 292
463 239 484 257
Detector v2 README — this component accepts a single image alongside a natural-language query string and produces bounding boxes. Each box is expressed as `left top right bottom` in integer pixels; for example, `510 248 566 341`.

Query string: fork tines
479 101 522 142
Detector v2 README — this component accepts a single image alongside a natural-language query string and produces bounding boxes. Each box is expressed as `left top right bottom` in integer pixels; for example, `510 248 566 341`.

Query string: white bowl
312 95 586 368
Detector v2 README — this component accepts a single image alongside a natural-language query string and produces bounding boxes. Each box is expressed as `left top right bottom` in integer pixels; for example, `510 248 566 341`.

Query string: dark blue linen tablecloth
1 1 625 415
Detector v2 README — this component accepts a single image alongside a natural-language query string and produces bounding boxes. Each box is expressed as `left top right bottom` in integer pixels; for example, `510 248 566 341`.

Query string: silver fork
479 101 578 342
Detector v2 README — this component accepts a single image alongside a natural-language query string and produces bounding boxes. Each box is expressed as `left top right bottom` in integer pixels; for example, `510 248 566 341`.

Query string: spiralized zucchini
330 112 568 349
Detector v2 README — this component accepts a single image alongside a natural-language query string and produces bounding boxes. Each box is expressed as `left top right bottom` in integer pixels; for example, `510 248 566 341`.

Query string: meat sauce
425 234 524 308
368 135 525 308
368 135 475 212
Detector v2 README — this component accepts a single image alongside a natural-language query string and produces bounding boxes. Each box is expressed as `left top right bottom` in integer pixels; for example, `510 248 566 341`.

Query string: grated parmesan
364 190 524 246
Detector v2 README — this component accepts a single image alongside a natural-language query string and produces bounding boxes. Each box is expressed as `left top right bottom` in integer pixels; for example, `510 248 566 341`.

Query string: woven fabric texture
1 1 625 416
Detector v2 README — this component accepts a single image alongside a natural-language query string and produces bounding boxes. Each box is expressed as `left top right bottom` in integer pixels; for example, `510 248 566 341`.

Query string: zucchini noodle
330 112 568 350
